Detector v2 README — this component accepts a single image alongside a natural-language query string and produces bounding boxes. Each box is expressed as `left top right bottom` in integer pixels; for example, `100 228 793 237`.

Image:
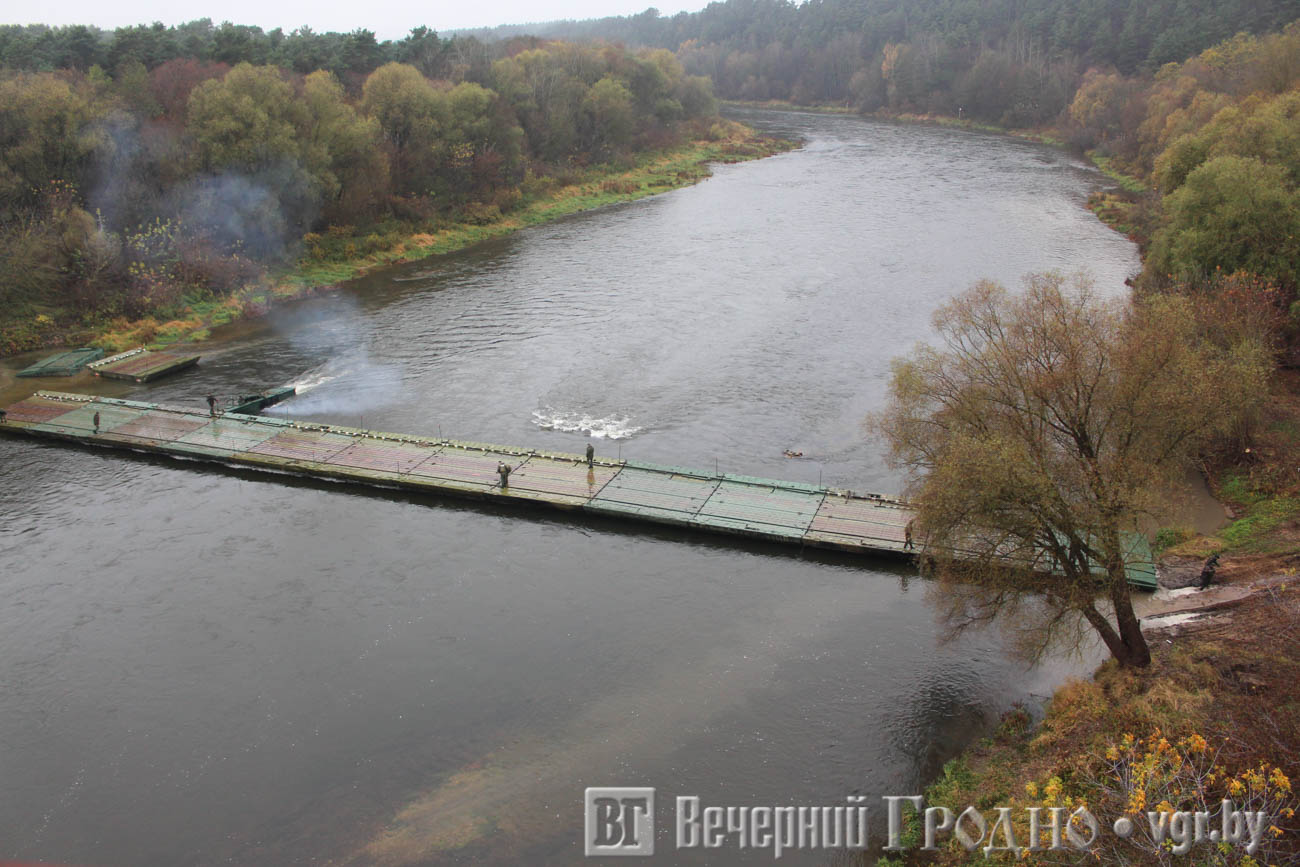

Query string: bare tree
871 273 1271 668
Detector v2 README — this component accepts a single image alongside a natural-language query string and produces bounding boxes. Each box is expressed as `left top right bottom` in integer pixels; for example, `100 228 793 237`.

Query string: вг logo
585 787 655 856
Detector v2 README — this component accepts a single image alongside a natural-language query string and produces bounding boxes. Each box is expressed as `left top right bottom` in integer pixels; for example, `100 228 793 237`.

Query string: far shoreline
5 125 798 362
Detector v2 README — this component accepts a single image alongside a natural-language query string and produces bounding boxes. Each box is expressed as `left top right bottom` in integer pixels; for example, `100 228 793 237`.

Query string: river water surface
0 109 1139 865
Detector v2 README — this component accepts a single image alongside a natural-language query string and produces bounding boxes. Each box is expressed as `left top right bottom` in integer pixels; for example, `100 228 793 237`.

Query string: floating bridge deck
0 391 1158 586
88 348 200 382
17 348 104 378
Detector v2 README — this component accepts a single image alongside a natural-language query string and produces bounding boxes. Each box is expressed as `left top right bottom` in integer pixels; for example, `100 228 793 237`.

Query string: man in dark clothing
92 410 100 434
903 519 915 551
1198 553 1221 590
0 408 7 424
586 443 595 467
206 395 217 417
498 461 511 488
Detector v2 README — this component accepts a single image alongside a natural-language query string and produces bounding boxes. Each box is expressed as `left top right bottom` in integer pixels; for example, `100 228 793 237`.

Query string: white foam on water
286 364 346 394
273 353 403 415
531 408 643 440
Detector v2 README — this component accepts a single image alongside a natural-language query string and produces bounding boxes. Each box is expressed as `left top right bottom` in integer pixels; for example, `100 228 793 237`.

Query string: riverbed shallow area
0 110 1139 864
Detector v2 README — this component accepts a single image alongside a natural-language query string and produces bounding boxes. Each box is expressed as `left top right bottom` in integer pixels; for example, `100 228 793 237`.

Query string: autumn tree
0 71 102 214
1146 155 1300 289
360 62 448 195
582 76 635 156
186 63 320 256
301 70 388 223
187 63 306 170
872 273 1272 668
1154 91 1300 193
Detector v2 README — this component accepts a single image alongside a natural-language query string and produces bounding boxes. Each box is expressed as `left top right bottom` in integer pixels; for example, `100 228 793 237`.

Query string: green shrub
1154 526 1195 554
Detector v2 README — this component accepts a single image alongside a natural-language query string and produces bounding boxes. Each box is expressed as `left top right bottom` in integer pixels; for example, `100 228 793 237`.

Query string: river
0 109 1139 865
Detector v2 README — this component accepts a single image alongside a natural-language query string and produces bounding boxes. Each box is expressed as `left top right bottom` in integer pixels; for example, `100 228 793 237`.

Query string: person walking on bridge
92 410 100 434
904 518 915 551
498 461 511 489
206 394 217 417
586 443 595 468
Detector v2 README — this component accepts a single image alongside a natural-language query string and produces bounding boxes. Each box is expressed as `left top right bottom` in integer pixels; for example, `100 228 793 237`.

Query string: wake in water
272 353 404 416
284 366 345 394
531 407 643 439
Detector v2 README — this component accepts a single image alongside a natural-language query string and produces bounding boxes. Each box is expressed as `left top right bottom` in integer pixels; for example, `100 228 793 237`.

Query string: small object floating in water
783 449 803 458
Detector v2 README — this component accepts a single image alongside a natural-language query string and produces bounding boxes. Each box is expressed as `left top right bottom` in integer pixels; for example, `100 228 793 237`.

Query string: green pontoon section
16 348 104 377
0 390 1158 587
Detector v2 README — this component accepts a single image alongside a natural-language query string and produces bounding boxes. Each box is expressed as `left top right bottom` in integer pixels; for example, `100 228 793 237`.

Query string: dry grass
871 580 1300 865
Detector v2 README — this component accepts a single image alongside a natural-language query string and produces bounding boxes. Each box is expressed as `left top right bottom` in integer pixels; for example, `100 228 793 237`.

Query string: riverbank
871 564 1299 865
736 100 1300 864
723 99 1067 145
870 371 1300 865
5 123 797 357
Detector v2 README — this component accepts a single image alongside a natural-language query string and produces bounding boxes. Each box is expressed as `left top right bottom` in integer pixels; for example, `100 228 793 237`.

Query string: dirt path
1139 554 1297 635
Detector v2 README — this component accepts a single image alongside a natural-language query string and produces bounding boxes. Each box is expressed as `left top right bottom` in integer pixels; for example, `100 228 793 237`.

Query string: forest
468 0 1300 319
0 28 720 349
465 0 1298 126
1063 25 1300 296
3 0 1300 353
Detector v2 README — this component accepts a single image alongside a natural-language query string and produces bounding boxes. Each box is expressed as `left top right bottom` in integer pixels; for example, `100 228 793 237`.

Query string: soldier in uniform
1198 553 1221 590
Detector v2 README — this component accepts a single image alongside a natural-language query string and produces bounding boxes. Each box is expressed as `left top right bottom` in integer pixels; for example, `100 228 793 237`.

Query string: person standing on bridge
206 394 217 417
586 443 595 468
498 461 511 489
92 410 100 434
904 518 915 551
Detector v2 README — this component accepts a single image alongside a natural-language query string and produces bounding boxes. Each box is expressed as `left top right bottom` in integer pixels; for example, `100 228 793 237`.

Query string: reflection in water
0 110 1137 865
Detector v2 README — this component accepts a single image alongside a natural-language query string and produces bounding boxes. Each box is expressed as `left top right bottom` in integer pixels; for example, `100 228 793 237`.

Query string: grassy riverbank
7 123 795 356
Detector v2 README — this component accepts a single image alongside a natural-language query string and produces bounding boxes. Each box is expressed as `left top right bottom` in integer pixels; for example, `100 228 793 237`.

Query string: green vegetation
481 9 1300 317
0 37 744 353
1060 28 1300 292
1087 153 1147 192
75 130 791 352
464 0 1296 121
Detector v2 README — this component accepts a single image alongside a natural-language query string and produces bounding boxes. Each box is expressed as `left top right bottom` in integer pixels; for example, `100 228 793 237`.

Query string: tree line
474 4 1300 303
870 24 1300 671
0 38 718 329
1064 25 1300 295
463 0 1297 127
0 21 484 85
